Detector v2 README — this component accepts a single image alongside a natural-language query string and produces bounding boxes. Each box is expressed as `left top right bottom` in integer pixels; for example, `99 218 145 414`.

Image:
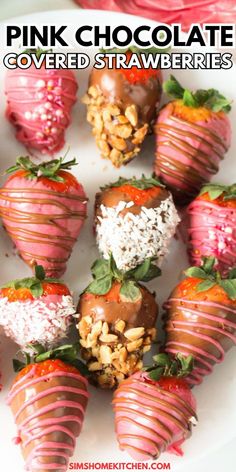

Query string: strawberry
5 49 77 155
113 353 197 461
82 48 162 167
95 175 179 272
163 257 236 385
187 183 236 274
0 156 87 277
77 254 159 389
7 344 89 472
0 265 76 348
154 75 231 205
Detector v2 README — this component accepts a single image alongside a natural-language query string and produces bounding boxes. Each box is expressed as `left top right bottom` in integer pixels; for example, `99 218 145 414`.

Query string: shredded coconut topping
0 295 75 348
96 196 180 271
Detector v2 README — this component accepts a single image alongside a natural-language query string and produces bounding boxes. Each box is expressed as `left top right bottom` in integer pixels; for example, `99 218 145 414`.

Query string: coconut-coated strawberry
187 183 236 274
113 353 197 461
83 48 162 167
163 257 236 385
77 255 159 389
155 75 231 205
5 51 77 155
0 265 76 348
7 345 89 472
95 175 180 272
0 156 87 277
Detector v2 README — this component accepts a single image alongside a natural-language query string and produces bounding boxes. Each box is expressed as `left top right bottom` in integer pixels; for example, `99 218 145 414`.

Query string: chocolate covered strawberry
113 353 197 461
5 50 77 155
77 255 159 388
0 265 76 348
83 48 162 167
163 257 236 385
95 175 179 272
187 183 236 274
155 75 231 205
7 344 89 472
0 156 87 277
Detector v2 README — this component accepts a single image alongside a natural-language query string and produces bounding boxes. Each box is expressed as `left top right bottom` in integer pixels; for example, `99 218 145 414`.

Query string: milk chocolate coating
8 370 88 472
78 285 158 330
90 62 162 126
95 185 169 221
163 285 236 385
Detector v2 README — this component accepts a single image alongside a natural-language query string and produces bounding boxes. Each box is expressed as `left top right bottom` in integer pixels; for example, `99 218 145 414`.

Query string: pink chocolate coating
0 173 87 277
187 198 236 274
113 371 197 461
7 366 89 471
5 64 77 154
155 103 231 205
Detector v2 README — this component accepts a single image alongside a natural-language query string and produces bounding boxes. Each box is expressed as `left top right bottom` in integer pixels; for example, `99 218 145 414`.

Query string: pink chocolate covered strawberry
5 50 77 155
187 183 236 274
113 353 197 461
0 156 87 277
7 344 89 472
163 257 236 385
0 265 76 348
155 75 231 205
83 48 162 167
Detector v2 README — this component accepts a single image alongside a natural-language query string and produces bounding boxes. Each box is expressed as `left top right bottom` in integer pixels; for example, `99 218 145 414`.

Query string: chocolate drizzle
164 296 236 385
155 109 230 205
7 367 89 471
0 186 87 277
113 372 197 460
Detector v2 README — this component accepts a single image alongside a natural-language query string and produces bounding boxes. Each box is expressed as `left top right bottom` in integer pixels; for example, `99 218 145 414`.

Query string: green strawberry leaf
120 280 141 301
91 258 111 281
144 353 194 380
100 173 164 191
22 48 52 58
219 279 236 300
184 267 208 279
13 359 26 372
229 268 236 279
202 257 216 274
183 89 198 107
127 258 151 281
199 184 228 200
86 275 113 295
163 75 185 99
196 280 216 292
5 156 77 181
163 76 231 113
35 265 46 281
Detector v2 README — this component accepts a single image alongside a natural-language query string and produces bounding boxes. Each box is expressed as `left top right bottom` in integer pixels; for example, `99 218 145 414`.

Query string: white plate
0 9 236 472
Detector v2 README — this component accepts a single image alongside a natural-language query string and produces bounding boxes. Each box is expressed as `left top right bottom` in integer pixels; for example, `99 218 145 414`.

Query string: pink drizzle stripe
187 199 236 272
164 297 236 384
8 368 89 471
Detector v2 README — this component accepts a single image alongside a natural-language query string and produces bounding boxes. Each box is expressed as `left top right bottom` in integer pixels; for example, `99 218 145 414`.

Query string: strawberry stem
22 48 52 58
13 343 89 376
85 254 161 301
164 75 231 113
5 156 77 182
143 353 194 381
100 173 164 191
199 182 236 201
1 264 63 298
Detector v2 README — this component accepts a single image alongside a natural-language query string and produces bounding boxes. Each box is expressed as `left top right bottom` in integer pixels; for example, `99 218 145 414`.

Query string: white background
0 1 235 471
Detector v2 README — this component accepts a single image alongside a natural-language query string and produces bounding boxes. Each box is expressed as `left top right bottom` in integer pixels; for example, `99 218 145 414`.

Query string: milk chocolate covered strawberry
5 50 77 155
83 48 162 167
77 255 159 388
155 76 231 205
0 156 87 277
0 265 75 348
164 257 236 385
95 175 179 272
113 353 197 461
7 344 89 472
187 183 236 274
